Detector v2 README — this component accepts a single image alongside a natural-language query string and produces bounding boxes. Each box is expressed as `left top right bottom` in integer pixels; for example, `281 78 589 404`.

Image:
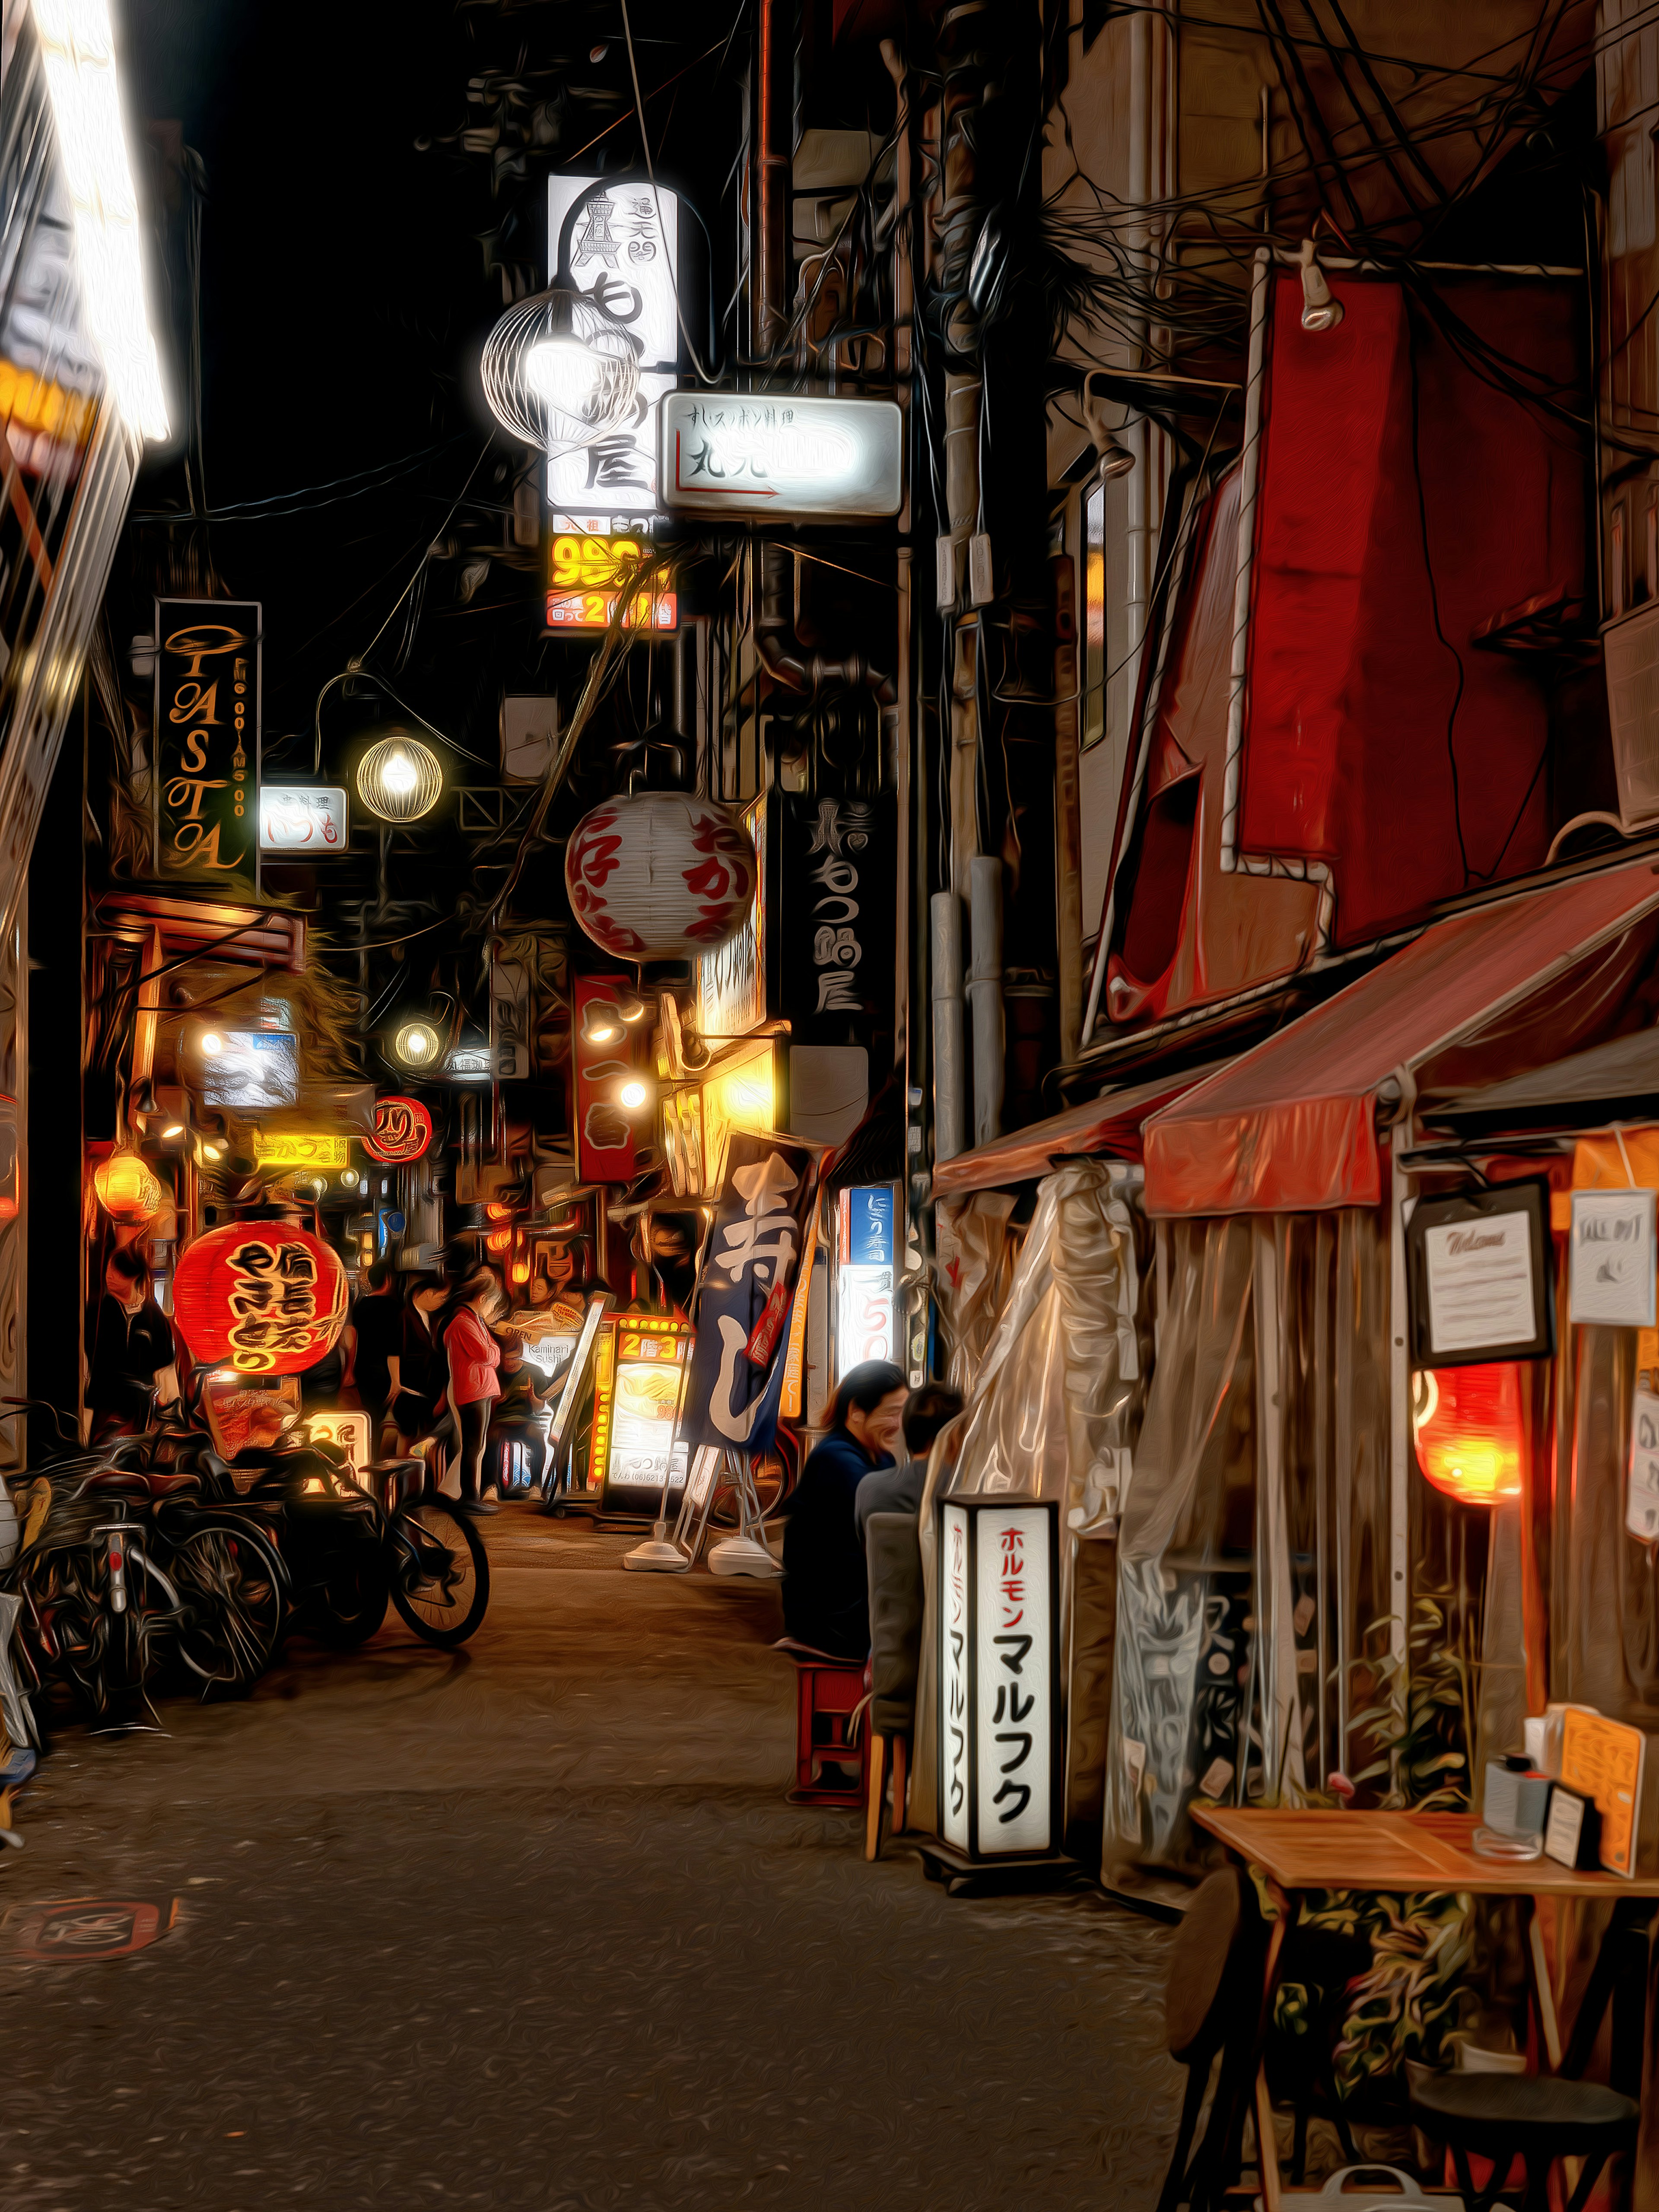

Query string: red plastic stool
777 1643 870 1807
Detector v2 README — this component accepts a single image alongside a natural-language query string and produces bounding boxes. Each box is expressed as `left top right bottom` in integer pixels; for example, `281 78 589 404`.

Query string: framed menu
1407 1181 1554 1370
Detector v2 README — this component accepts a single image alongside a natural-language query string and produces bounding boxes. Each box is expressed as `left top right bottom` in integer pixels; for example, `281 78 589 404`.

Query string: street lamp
357 732 443 824
391 1018 443 1072
481 285 640 455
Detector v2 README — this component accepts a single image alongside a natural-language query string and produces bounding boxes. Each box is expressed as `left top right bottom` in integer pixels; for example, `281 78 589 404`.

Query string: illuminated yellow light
162 1122 184 1139
392 1018 441 1068
252 1130 350 1170
199 1032 224 1056
619 1080 648 1111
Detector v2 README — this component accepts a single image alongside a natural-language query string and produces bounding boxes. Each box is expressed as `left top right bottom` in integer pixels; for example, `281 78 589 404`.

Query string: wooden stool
777 1643 870 1807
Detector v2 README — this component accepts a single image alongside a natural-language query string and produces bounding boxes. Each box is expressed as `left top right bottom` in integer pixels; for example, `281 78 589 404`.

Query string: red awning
932 1062 1225 1198
1143 860 1659 1217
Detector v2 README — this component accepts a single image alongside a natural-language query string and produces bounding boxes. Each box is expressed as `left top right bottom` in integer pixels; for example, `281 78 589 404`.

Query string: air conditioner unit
1603 600 1659 830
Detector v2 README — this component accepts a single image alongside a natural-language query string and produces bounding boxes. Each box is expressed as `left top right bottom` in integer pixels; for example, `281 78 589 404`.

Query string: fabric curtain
910 1160 1151 1837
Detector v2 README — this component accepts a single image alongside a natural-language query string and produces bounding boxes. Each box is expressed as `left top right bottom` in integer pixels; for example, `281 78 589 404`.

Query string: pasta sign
154 598 261 888
173 1224 346 1375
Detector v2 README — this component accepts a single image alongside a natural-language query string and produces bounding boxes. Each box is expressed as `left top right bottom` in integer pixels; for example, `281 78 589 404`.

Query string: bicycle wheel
388 1499 489 1647
165 1522 286 1696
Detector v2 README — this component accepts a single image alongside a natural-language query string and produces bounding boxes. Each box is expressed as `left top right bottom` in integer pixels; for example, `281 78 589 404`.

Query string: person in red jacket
443 1265 505 1513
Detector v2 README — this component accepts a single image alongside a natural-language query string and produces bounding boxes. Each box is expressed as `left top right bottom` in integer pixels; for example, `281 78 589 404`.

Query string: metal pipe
966 853 1003 1147
930 891 966 1163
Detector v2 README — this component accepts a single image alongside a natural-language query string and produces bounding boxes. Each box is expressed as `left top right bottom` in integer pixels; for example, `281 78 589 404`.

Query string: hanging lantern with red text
93 1150 163 1224
1411 1363 1525 1506
565 792 756 961
173 1223 347 1375
362 1095 433 1165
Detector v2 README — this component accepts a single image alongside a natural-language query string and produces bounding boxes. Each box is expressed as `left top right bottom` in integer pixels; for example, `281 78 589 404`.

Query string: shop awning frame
1142 858 1659 1217
931 1060 1228 1198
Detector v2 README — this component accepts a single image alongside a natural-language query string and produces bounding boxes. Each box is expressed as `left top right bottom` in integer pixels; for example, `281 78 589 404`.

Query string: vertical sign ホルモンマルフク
154 599 261 890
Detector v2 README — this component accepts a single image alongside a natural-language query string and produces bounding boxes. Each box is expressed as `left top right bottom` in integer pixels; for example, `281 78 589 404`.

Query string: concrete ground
0 1506 1178 2211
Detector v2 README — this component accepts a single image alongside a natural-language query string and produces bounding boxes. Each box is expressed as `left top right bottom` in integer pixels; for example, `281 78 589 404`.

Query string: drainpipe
752 0 793 366
930 892 966 1163
967 853 1004 1147
756 541 896 702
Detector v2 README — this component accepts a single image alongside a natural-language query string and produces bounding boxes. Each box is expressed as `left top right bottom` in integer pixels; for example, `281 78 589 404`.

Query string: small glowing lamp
619 1079 649 1112
391 1018 442 1071
357 733 443 824
510 1259 531 1287
199 1032 224 1056
486 1227 512 1254
1411 1364 1525 1506
93 1151 162 1223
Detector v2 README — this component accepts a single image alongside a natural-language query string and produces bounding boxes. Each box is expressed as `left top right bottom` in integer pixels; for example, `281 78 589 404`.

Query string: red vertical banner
573 975 639 1185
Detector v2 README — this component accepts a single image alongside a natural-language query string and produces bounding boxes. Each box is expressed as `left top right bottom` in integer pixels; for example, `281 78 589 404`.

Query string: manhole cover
2 1898 172 1961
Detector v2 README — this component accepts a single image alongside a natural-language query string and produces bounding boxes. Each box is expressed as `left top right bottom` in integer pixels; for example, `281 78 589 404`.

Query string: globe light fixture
93 1150 162 1223
480 285 640 456
357 731 443 824
391 1018 443 1072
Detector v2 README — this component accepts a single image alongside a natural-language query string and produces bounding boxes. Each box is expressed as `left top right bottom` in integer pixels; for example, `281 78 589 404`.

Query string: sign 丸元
545 531 676 634
258 785 346 853
679 1133 821 1459
251 1130 350 1172
154 598 261 889
1570 1186 1658 1328
660 392 903 521
1407 1182 1554 1368
362 1096 433 1166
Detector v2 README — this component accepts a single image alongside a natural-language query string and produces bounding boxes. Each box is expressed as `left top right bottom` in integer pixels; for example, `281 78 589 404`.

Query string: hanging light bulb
480 286 640 457
391 1018 443 1071
357 732 443 824
1299 238 1344 334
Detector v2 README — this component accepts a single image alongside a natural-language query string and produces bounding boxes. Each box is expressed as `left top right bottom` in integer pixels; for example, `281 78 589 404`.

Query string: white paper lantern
565 792 756 962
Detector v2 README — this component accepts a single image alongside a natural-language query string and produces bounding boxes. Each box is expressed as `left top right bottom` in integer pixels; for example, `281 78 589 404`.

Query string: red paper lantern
362 1095 432 1164
1411 1363 1525 1505
565 792 756 960
173 1223 347 1375
93 1150 163 1224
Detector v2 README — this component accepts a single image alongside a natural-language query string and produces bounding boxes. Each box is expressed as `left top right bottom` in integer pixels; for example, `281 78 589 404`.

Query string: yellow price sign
252 1130 350 1170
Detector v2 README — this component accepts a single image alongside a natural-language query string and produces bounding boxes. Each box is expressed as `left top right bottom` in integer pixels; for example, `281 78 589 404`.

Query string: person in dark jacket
854 1382 965 1539
351 1259 402 1445
781 1360 907 1659
387 1275 449 1453
86 1245 180 1443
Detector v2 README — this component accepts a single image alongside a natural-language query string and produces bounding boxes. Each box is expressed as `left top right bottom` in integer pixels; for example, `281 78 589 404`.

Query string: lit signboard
252 1130 351 1170
836 1182 896 1374
590 1312 693 1505
259 785 347 852
545 531 676 634
659 392 903 520
198 1030 299 1110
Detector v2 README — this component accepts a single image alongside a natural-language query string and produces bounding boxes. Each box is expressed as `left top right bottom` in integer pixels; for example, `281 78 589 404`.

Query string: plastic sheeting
1103 1208 1392 1880
910 1160 1152 1841
1144 860 1659 1218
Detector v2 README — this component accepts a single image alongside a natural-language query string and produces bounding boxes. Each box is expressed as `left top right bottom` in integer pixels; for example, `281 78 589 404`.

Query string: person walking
780 1360 908 1659
86 1245 180 1443
444 1265 504 1512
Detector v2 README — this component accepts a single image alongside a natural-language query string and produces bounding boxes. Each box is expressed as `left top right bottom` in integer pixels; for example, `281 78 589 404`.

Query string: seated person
488 1328 550 1495
780 1360 907 1660
855 1382 965 1540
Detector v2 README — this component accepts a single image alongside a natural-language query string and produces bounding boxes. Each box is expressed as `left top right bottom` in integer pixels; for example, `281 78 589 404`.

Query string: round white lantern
357 731 443 824
565 793 756 961
480 286 640 456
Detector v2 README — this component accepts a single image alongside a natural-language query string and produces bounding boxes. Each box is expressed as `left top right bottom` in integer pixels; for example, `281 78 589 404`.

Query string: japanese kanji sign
935 1496 1059 1860
678 1132 820 1459
659 392 903 520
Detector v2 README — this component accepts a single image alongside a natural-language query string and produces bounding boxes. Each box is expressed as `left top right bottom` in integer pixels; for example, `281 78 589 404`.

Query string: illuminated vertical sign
547 177 679 525
836 1182 896 1375
154 598 261 891
938 1498 1060 1862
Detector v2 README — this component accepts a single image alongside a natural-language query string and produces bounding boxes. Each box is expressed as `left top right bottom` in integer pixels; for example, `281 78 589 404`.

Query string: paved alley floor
1 1506 1177 2211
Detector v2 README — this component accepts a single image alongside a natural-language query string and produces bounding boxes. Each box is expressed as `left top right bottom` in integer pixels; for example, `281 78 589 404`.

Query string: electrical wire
133 435 472 523
618 0 715 383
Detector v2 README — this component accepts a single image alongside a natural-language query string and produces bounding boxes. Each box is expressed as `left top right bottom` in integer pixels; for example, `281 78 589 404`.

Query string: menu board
592 1314 694 1506
1558 1708 1647 1878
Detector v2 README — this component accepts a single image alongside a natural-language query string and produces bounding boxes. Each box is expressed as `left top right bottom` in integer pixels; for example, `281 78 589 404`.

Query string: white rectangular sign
659 391 903 520
974 1506 1053 1855
1630 1386 1659 1539
1571 1186 1658 1328
258 785 346 853
1424 1211 1538 1357
940 1503 970 1852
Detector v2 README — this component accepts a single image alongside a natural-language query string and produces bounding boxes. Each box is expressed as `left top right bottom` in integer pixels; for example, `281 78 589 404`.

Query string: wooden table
1191 1807 1659 2211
